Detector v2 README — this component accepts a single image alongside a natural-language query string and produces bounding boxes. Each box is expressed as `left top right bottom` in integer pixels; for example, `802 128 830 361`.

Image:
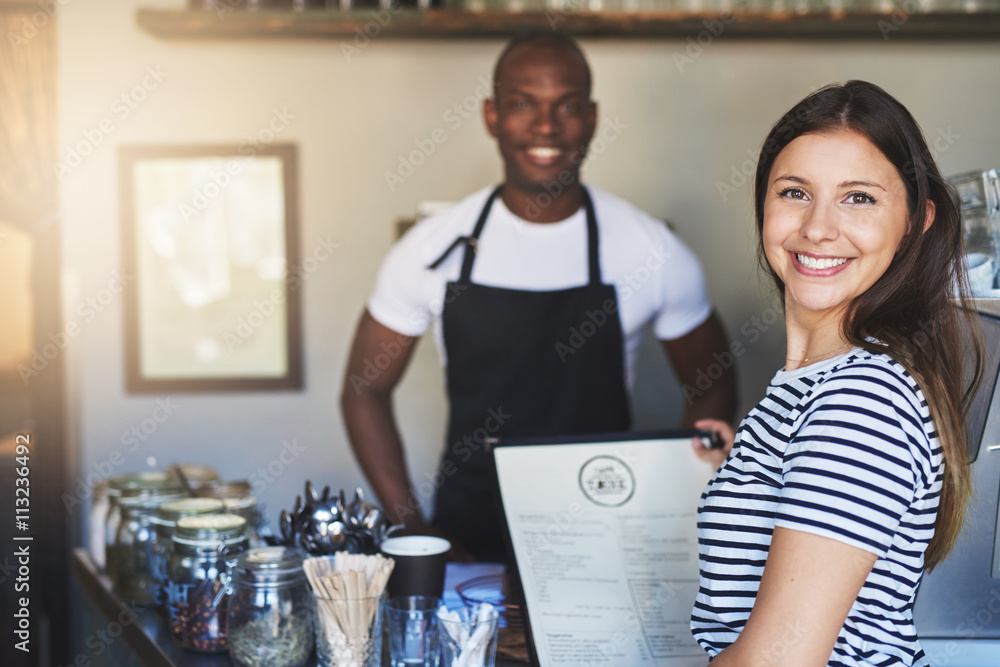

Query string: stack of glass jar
104 472 174 580
109 476 186 604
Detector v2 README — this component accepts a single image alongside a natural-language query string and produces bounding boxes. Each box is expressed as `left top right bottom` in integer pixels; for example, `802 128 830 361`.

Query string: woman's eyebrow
839 179 887 191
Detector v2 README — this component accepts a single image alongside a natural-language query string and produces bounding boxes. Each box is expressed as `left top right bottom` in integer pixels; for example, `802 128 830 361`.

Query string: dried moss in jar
227 547 313 667
166 513 249 653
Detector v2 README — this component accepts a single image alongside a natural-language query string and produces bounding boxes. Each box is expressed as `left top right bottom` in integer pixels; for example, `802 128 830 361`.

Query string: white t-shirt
367 185 712 389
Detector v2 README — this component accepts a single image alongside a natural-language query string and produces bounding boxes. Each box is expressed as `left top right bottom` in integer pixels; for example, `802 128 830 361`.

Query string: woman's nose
800 202 840 244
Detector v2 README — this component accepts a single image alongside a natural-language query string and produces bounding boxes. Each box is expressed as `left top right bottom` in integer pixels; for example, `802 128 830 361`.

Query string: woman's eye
779 187 807 200
846 192 876 205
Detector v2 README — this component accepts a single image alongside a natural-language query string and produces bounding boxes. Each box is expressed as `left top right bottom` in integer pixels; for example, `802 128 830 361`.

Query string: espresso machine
914 303 1000 638
913 168 1000 665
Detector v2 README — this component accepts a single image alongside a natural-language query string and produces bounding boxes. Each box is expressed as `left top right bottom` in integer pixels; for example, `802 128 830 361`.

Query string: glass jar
150 497 226 614
166 514 249 653
195 480 264 547
105 472 171 577
113 480 186 604
227 547 314 667
167 462 220 490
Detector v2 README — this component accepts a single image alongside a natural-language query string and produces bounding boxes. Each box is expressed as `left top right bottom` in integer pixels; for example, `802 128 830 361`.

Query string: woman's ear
923 200 936 233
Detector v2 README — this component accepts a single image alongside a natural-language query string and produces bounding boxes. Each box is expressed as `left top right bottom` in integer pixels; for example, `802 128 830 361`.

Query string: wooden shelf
137 7 1000 40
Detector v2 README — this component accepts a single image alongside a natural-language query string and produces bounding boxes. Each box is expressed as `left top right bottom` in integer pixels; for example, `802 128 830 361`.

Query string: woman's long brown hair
753 80 984 570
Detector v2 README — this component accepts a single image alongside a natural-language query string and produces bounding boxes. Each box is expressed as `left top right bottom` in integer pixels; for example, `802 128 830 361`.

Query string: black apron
430 185 631 562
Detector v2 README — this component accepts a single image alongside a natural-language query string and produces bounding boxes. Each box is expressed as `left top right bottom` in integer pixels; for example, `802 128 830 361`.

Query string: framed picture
119 143 302 392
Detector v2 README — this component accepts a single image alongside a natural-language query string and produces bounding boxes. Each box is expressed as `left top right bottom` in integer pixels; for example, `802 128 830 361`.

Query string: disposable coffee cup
381 536 450 599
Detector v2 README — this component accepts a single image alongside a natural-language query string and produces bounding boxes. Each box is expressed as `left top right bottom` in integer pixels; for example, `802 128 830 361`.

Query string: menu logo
578 456 635 507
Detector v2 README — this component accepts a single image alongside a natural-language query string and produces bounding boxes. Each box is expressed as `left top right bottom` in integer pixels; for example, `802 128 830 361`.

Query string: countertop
71 548 527 667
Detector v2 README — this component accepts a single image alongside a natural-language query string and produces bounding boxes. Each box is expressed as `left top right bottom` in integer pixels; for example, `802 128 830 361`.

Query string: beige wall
58 0 1000 532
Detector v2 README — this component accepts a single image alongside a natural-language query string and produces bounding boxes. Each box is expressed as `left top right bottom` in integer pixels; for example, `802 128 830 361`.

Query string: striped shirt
691 348 940 666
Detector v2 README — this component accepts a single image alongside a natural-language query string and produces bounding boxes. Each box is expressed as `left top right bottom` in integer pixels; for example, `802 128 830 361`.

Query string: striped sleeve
774 362 931 557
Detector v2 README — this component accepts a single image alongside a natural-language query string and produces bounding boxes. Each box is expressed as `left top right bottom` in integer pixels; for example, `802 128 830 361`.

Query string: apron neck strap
457 185 503 283
581 186 601 286
440 184 601 286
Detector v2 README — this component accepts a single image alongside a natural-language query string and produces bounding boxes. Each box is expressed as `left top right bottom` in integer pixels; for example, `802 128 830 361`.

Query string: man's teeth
527 147 560 158
797 254 848 270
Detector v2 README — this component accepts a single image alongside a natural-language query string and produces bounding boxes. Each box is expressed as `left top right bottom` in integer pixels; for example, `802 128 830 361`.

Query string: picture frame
119 143 303 392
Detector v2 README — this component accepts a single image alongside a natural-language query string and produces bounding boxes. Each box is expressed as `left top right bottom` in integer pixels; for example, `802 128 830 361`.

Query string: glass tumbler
386 595 441 667
313 592 384 667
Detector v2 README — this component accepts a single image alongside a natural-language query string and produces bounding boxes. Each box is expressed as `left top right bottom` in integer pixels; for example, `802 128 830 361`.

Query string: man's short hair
492 30 592 99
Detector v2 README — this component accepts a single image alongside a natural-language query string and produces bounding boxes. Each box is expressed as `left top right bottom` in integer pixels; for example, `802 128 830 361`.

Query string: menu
492 433 713 667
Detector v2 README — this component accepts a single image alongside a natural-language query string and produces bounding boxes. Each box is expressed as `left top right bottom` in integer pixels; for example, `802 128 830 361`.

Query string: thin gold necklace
786 343 850 365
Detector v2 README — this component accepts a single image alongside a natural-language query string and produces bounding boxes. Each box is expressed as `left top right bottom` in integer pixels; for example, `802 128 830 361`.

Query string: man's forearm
341 389 427 528
680 374 737 427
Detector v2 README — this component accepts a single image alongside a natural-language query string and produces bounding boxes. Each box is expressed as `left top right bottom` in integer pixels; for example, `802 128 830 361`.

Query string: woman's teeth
797 254 848 270
527 147 560 159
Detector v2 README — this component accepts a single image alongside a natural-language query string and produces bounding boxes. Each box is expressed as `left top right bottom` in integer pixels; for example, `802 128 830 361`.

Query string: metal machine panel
915 312 1000 638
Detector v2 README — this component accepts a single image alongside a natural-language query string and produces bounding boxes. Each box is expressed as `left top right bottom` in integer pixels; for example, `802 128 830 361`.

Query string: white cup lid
381 535 450 556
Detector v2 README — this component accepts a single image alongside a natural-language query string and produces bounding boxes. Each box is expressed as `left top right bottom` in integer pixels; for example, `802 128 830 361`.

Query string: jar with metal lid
166 513 249 653
226 547 314 667
105 471 171 576
113 480 186 604
150 497 226 614
195 480 264 547
168 462 220 492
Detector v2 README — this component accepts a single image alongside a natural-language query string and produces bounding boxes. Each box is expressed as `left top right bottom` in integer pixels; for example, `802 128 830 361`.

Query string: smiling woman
690 81 984 667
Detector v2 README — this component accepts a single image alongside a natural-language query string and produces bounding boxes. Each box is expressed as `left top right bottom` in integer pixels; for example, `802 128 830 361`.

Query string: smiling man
340 31 736 562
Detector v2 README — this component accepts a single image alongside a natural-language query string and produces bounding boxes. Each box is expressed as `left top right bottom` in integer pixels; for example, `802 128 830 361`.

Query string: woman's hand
690 418 735 469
